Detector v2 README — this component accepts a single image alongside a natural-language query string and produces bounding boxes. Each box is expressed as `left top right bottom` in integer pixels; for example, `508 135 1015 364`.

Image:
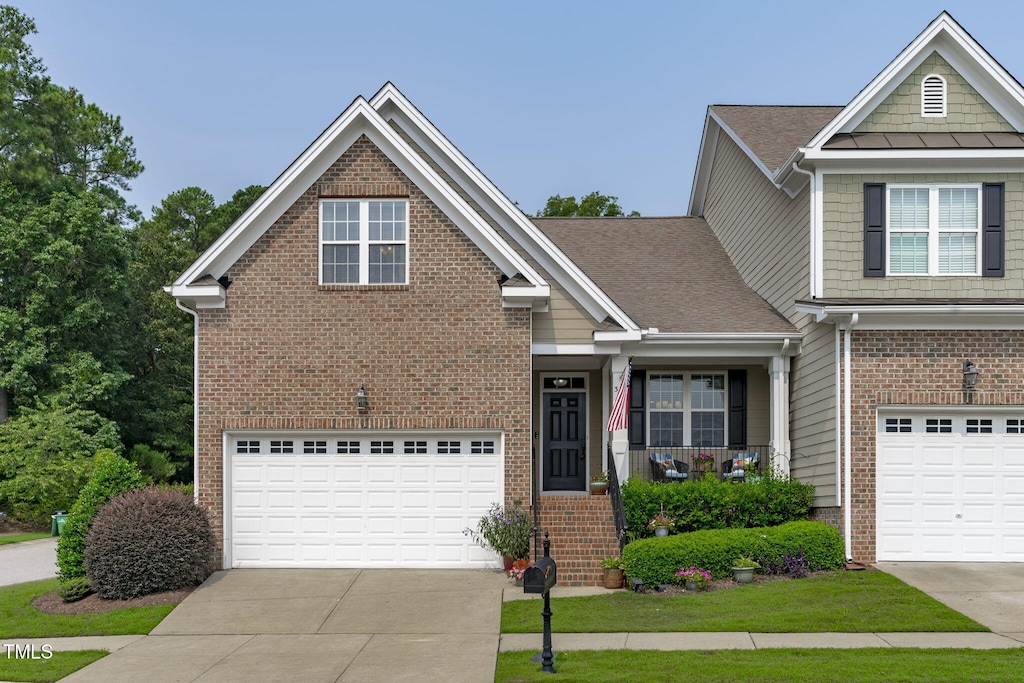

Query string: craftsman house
170 12 1024 583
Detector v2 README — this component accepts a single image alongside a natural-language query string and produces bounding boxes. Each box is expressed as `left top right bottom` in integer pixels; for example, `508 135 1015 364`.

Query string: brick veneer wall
195 135 532 560
536 496 620 586
844 330 1024 562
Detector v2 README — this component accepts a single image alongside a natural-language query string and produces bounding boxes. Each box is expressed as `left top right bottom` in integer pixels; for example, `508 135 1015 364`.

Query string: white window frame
319 199 409 285
921 74 947 117
646 372 727 448
886 184 981 277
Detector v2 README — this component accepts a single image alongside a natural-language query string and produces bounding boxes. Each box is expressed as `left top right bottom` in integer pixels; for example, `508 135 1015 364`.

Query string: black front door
543 392 587 491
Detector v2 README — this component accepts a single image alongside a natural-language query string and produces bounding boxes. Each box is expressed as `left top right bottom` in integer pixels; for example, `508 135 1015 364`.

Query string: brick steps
534 495 620 586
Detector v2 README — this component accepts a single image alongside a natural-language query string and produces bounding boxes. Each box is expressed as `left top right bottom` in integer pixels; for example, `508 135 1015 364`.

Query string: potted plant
674 565 712 591
508 558 531 587
463 503 532 569
691 452 715 474
646 513 676 537
590 470 609 495
600 556 625 588
732 556 760 584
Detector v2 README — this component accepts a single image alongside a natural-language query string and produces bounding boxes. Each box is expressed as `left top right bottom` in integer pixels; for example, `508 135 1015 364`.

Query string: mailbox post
523 531 557 673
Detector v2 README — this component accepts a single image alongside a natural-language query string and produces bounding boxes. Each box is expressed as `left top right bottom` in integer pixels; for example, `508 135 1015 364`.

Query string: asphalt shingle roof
712 105 843 173
533 217 798 335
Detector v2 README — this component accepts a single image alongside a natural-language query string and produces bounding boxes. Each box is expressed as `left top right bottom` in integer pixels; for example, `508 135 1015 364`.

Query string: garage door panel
962 476 996 496
962 503 995 523
1004 476 1024 496
879 474 915 496
879 444 915 467
399 465 430 484
1003 505 1024 524
300 466 330 484
923 446 955 467
878 502 914 524
922 475 955 495
1004 448 1024 467
963 448 997 468
921 503 954 523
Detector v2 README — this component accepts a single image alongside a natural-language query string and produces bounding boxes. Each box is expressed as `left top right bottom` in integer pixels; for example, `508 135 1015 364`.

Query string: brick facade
195 135 532 559
842 329 1024 562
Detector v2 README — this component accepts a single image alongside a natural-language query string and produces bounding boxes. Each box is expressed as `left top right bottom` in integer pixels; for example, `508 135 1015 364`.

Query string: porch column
608 354 631 484
769 356 791 475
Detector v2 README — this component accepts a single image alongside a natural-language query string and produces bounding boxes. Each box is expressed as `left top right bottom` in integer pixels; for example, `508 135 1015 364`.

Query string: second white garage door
876 412 1024 562
228 432 503 568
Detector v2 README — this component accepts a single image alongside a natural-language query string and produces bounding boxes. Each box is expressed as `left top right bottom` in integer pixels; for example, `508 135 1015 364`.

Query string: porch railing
607 443 628 552
627 445 771 483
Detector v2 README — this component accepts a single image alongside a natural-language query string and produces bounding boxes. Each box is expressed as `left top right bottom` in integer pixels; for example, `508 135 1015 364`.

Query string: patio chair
723 452 759 482
649 453 688 483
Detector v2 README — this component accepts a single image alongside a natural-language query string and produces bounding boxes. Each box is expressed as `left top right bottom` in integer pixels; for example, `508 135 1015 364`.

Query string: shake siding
703 133 837 504
388 120 600 345
823 173 1024 297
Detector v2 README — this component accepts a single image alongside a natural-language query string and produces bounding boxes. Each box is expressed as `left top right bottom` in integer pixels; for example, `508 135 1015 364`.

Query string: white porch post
769 356 792 475
609 354 631 483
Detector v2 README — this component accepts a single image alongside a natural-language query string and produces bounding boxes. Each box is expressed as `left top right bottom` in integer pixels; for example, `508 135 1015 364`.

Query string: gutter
842 312 858 562
174 298 200 504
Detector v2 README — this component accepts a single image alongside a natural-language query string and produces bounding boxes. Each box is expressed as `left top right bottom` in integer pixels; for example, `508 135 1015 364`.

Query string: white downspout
790 161 816 298
175 299 200 504
843 313 858 562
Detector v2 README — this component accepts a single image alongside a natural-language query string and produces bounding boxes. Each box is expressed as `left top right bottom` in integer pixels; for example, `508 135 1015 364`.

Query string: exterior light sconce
552 378 569 388
963 360 979 389
355 384 369 412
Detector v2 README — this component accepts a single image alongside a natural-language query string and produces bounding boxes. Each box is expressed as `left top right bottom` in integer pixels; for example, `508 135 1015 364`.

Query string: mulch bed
32 586 195 615
638 570 844 597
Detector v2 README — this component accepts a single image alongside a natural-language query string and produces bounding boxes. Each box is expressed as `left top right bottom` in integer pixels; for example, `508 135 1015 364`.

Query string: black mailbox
523 556 557 594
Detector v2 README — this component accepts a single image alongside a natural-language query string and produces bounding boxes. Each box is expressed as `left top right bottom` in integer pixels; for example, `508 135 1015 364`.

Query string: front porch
627 445 772 482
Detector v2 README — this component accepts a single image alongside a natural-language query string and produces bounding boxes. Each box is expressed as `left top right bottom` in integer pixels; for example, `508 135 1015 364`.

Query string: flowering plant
675 565 713 588
508 558 531 582
647 513 675 531
463 503 532 559
692 452 715 464
591 470 609 483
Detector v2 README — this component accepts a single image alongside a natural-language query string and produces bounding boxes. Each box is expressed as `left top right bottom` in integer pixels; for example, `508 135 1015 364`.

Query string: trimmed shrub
57 449 146 584
621 475 814 539
58 577 92 603
127 444 177 483
85 487 215 600
622 521 844 585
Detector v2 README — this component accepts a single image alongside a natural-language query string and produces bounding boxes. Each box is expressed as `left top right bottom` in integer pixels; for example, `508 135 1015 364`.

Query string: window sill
318 284 411 292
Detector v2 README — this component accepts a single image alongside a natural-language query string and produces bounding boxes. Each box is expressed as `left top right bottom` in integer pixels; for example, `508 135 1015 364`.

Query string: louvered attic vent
921 74 947 117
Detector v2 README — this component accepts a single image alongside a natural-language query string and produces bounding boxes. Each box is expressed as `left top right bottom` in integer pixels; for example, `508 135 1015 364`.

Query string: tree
537 191 640 217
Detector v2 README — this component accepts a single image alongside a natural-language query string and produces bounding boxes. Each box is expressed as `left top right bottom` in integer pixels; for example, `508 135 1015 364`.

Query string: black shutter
864 183 886 277
728 370 747 449
628 369 646 448
982 182 1005 277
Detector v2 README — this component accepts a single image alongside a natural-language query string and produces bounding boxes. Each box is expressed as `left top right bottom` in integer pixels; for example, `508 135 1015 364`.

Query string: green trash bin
51 512 69 536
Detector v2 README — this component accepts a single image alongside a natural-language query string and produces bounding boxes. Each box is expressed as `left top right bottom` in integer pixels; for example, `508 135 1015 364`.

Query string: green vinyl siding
532 287 601 345
854 52 1014 133
822 173 1024 297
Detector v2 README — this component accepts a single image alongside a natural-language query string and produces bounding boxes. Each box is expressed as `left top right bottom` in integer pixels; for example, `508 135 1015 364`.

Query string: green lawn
0 533 51 546
502 571 985 633
0 579 175 638
0 650 107 683
496 649 1024 683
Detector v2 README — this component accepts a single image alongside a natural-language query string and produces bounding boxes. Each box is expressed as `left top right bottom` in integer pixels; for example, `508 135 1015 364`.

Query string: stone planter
654 526 670 537
685 580 699 591
732 567 756 584
590 481 608 495
602 568 624 589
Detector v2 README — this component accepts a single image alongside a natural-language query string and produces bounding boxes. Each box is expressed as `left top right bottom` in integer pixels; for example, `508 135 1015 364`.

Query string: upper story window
888 185 980 276
648 373 726 447
320 199 408 285
921 74 947 117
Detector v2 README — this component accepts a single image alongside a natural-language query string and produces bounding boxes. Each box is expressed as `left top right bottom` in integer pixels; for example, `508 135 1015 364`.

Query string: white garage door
877 412 1024 561
228 432 503 568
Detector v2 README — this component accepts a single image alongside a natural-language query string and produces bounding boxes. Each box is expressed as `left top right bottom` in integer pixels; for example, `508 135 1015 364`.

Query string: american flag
605 357 632 432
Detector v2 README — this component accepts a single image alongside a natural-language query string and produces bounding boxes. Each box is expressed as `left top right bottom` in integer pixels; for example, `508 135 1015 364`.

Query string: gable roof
711 106 843 174
168 89 550 310
533 217 798 336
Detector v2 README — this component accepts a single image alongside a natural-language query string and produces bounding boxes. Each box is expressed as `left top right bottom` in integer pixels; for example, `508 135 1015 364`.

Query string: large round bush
84 487 215 599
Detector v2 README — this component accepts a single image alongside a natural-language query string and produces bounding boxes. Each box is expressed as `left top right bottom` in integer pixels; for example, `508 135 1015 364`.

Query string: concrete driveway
0 537 56 587
62 568 508 683
876 562 1024 638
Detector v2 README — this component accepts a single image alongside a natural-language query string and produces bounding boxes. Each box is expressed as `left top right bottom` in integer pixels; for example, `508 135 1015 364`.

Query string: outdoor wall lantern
355 384 369 412
963 360 979 389
552 378 568 388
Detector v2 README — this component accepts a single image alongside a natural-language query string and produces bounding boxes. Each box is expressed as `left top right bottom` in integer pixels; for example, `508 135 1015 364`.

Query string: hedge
622 521 844 585
621 475 814 538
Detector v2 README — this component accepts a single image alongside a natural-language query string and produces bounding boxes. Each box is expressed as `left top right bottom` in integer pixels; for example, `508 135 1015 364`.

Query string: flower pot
590 481 608 495
514 578 523 587
732 567 756 584
503 556 514 572
654 526 670 537
602 568 624 589
685 580 699 591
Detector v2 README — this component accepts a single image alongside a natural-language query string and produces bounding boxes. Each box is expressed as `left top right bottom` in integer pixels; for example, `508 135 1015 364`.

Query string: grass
0 579 175 638
496 649 1024 683
0 650 107 683
502 571 985 633
0 533 51 546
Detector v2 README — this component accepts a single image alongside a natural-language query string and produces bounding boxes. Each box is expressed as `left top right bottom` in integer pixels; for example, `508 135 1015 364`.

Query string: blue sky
15 1 1024 218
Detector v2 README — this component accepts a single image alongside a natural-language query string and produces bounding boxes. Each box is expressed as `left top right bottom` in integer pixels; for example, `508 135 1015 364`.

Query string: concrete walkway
0 537 56 587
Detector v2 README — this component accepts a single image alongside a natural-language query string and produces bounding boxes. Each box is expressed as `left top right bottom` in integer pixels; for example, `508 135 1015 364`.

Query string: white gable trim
807 12 1024 149
369 83 638 333
172 95 548 309
796 302 1024 330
